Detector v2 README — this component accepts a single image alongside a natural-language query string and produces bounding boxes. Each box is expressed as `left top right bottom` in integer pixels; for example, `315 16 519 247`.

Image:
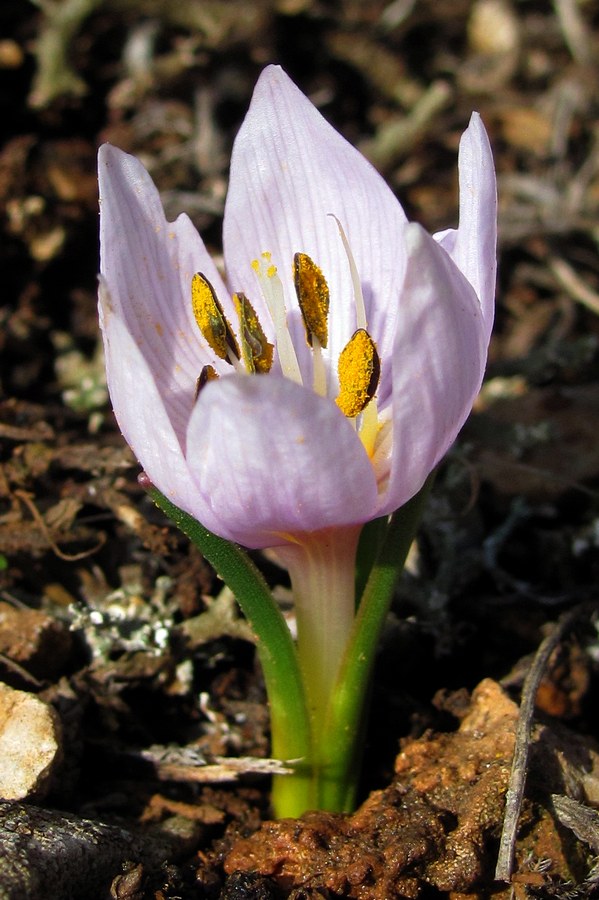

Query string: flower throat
190 222 381 456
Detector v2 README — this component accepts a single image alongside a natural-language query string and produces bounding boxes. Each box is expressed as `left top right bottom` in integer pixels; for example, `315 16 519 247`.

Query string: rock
0 801 202 900
0 683 62 800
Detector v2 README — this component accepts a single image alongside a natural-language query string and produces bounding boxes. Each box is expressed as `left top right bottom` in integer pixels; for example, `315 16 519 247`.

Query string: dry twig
495 604 588 883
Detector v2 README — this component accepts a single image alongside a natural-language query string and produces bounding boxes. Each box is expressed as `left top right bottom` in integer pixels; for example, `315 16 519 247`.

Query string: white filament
252 254 303 385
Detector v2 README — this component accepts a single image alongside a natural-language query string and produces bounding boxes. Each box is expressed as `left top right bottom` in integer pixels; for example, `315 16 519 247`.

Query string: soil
2 1 599 898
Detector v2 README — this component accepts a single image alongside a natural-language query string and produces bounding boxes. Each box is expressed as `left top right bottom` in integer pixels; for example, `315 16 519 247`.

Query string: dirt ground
2 1 599 897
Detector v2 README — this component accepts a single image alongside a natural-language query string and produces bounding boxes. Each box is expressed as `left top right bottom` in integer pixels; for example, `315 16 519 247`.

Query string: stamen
336 328 380 418
233 292 274 374
311 336 328 398
329 215 367 331
293 252 329 348
194 364 219 401
251 254 302 385
191 273 241 367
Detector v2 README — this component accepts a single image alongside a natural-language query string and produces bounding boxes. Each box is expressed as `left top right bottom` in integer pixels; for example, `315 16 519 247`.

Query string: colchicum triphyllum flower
98 64 496 816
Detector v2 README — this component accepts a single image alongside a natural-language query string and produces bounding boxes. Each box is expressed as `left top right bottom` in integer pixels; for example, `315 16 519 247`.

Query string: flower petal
434 113 497 342
99 144 232 446
98 279 194 508
185 375 379 549
378 223 487 515
223 65 409 384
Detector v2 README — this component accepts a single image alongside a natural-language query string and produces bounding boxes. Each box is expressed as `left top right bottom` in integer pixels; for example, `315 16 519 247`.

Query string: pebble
0 683 62 800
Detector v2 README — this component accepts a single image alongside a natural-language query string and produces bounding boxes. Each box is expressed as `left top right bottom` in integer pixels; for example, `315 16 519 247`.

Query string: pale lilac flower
98 65 496 550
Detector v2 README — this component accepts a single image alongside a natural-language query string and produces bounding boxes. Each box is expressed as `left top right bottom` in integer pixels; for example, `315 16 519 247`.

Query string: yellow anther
293 252 329 348
336 329 380 418
233 292 274 374
194 364 219 400
191 273 239 364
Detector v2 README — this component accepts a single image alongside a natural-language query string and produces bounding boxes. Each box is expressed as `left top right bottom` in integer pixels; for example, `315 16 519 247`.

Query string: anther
293 252 329 348
233 292 274 374
191 273 240 365
194 364 219 401
336 328 380 418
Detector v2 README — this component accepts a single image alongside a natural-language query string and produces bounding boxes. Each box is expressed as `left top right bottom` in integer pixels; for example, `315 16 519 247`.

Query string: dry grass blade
495 604 588 883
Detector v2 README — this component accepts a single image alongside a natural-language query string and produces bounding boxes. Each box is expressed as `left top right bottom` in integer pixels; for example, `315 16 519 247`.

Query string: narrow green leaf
318 475 434 811
354 515 388 608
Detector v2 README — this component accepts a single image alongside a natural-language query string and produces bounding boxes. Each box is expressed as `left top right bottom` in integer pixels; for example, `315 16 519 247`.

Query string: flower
98 65 496 551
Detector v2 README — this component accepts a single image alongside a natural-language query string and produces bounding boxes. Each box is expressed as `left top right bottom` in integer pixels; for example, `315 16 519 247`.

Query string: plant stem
270 525 362 811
